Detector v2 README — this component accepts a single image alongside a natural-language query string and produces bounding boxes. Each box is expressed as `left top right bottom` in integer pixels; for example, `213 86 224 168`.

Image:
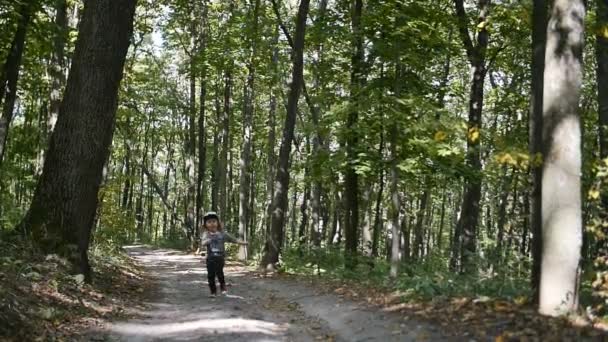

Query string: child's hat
203 211 219 223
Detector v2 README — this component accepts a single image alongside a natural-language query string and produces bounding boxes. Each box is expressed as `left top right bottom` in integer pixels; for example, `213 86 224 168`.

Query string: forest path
86 246 448 342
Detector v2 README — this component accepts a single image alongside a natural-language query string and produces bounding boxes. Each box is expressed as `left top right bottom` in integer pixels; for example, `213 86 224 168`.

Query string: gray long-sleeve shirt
200 231 237 257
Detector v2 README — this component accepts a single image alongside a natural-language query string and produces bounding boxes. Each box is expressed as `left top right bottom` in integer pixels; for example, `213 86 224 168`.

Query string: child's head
203 211 221 232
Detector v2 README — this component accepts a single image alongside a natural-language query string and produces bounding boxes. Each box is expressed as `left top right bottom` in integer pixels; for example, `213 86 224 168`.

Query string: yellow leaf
468 127 480 143
497 153 516 165
477 21 487 30
495 335 506 342
514 296 528 306
589 189 601 200
599 25 608 39
434 130 447 142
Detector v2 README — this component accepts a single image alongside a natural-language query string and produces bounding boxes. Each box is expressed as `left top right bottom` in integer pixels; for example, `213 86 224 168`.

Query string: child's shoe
209 293 217 298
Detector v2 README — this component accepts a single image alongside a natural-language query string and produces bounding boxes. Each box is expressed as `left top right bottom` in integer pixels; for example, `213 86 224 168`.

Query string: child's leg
206 258 217 294
217 257 226 292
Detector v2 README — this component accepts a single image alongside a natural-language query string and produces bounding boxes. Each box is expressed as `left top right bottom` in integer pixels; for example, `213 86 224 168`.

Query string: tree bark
539 0 584 316
388 123 400 278
453 0 490 273
371 130 385 257
218 70 232 218
0 2 33 168
18 0 137 282
530 0 547 305
413 187 429 260
238 0 259 260
344 0 364 269
260 0 310 270
47 0 68 135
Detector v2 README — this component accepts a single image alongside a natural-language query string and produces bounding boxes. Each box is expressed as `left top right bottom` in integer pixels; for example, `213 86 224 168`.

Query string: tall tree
451 0 490 272
18 0 137 282
196 0 208 236
538 0 585 316
530 0 547 304
0 1 34 168
344 0 364 269
238 0 260 261
261 0 310 270
598 0 608 163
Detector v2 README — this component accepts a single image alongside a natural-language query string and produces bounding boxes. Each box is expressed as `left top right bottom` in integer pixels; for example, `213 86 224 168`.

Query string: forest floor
1 244 606 341
83 246 447 341
82 246 606 341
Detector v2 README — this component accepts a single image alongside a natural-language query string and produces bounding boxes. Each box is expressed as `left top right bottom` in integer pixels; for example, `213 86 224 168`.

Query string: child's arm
224 232 248 245
200 231 212 246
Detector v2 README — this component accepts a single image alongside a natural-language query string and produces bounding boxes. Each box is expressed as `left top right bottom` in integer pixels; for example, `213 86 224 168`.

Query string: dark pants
206 256 225 294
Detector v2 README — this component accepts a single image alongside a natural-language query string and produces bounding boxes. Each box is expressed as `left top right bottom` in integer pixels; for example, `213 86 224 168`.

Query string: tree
0 1 35 168
261 0 310 270
530 0 547 304
451 0 491 273
538 0 585 316
344 0 364 269
18 0 137 282
238 0 260 261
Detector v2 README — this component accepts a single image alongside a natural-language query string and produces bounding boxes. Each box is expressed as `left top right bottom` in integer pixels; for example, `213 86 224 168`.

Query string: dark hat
203 211 219 223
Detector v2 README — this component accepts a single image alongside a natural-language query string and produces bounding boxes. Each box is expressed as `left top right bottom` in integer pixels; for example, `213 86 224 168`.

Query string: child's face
206 218 219 232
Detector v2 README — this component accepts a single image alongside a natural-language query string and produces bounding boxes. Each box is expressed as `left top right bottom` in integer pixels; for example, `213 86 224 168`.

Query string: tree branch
453 0 476 64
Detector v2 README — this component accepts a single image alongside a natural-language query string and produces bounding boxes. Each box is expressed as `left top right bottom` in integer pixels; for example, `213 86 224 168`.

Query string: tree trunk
496 167 514 258
0 2 33 168
361 185 373 256
538 0 584 316
437 189 446 250
530 0 547 305
388 124 400 278
211 85 221 211
344 0 364 269
185 45 197 247
371 130 385 257
264 27 279 247
219 70 232 218
18 0 137 282
413 187 429 260
260 0 310 270
237 0 259 261
453 0 490 273
47 0 68 135
299 166 311 246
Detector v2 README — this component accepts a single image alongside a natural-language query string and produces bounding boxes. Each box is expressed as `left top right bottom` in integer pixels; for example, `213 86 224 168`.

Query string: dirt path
87 246 448 341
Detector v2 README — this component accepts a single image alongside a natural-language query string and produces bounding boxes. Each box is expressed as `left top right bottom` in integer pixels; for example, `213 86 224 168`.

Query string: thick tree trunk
530 0 547 305
453 0 490 273
18 0 137 282
0 2 33 168
260 0 310 270
344 0 364 269
539 0 584 316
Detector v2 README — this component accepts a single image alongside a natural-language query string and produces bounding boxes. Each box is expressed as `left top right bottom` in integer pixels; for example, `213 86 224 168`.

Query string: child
200 211 247 297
